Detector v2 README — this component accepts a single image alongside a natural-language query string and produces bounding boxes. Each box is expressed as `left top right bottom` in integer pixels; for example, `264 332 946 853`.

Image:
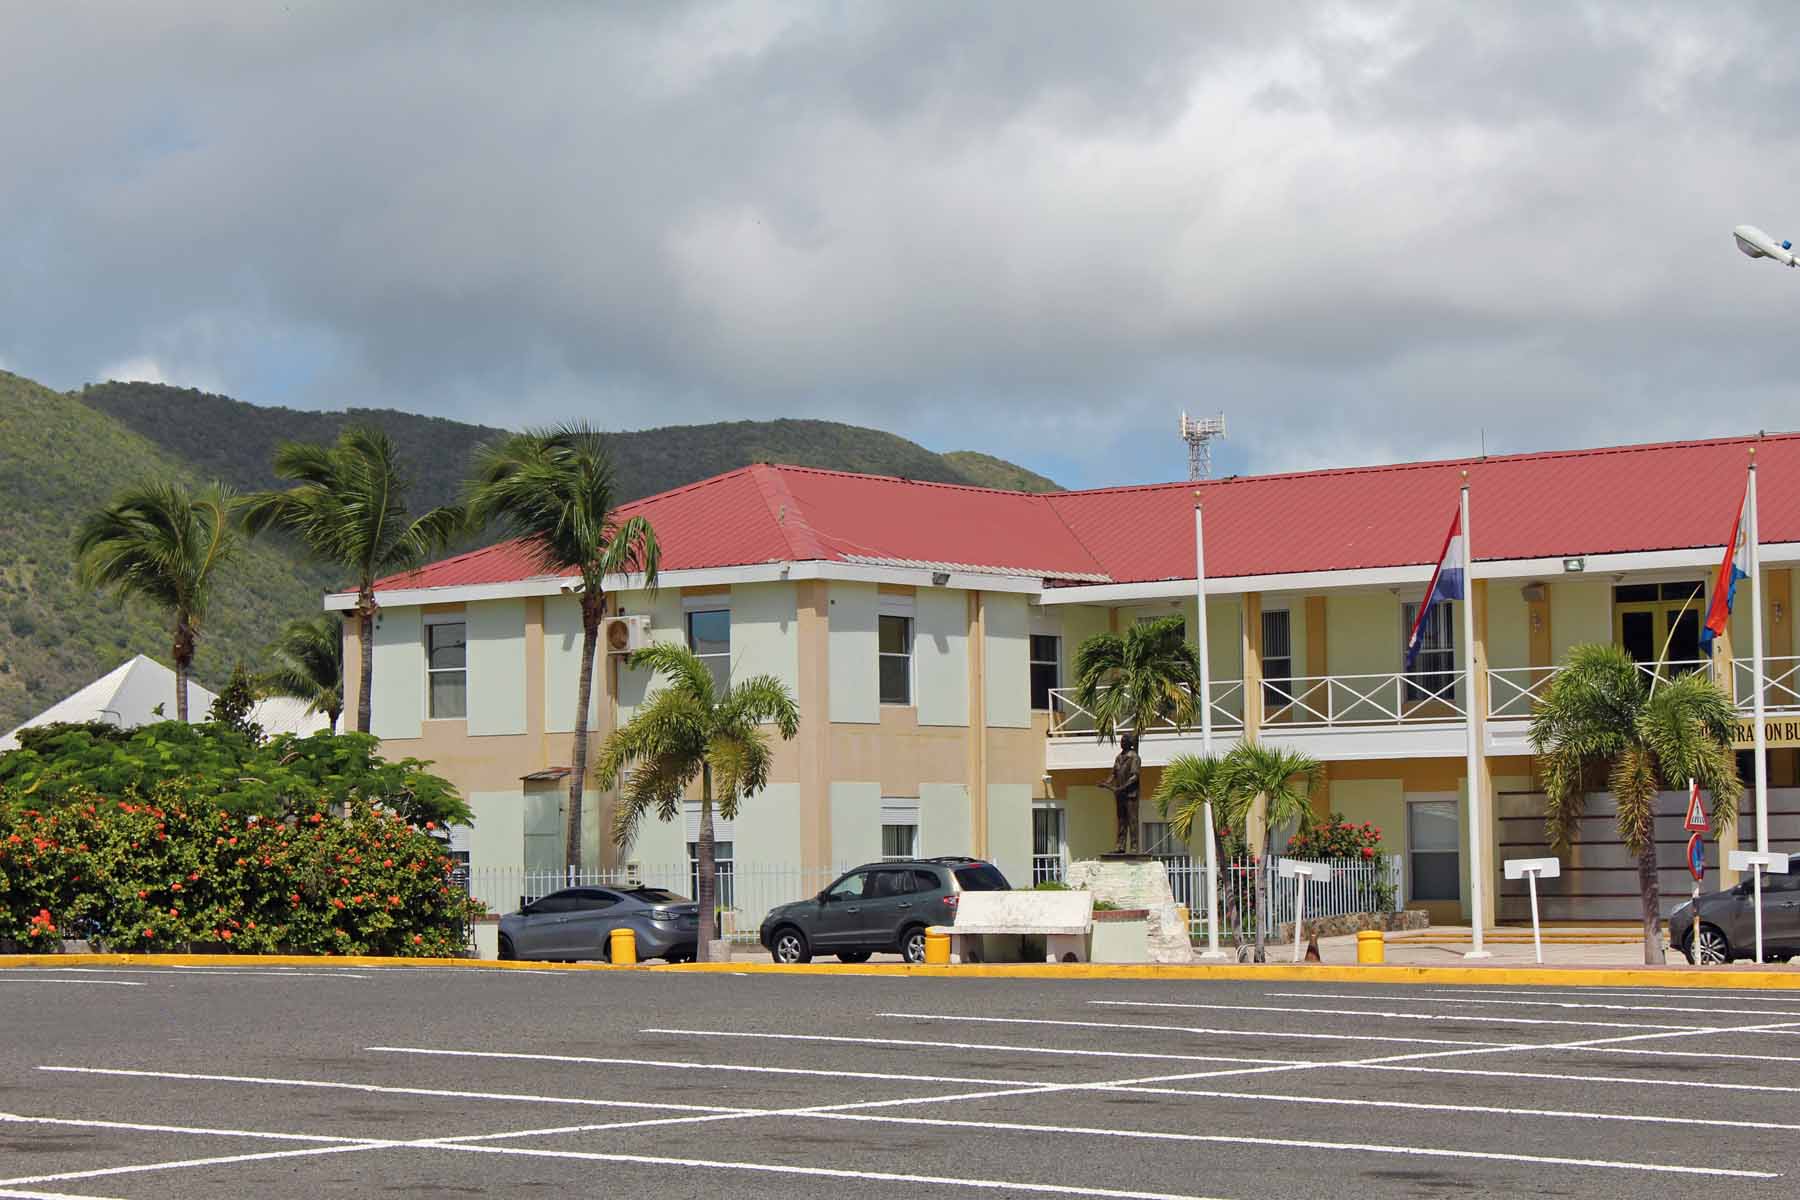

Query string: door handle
845 906 861 913
897 902 913 909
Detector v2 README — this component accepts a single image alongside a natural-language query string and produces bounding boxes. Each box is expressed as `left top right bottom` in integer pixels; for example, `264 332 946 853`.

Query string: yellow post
1356 929 1385 964
609 927 637 966
924 926 951 966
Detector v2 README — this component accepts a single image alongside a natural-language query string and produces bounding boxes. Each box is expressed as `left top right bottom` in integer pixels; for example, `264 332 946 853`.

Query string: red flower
220 930 233 941
412 934 423 945
143 928 155 938
383 859 393 868
169 908 180 917
1360 847 1374 859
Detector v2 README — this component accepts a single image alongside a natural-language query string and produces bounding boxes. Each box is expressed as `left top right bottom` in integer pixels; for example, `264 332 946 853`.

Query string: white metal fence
1031 854 1066 885
463 863 845 944
1159 854 1404 942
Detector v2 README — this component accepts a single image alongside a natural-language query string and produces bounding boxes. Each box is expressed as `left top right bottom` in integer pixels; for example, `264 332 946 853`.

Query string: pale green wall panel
919 783 973 857
984 593 1030 729
542 594 598 734
915 588 969 727
733 783 801 871
615 589 684 717
1485 583 1530 673
729 583 800 694
829 584 879 724
986 782 1033 885
829 781 883 866
466 598 526 736
1551 579 1612 658
370 606 423 741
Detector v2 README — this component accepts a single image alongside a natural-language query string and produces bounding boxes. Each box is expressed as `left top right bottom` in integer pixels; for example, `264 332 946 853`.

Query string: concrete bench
945 890 1094 963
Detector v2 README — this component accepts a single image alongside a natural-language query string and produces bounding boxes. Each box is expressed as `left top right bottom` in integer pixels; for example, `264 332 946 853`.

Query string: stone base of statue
1067 858 1194 964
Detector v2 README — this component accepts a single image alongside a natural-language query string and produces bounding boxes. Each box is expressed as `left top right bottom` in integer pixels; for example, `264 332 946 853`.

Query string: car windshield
953 864 1009 891
629 888 686 904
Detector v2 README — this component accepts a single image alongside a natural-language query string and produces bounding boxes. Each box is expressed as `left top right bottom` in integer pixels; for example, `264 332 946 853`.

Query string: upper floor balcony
1045 656 1800 769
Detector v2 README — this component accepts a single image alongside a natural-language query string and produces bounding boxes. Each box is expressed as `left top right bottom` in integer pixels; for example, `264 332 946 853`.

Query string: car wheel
497 935 516 961
770 926 812 964
836 950 873 963
1684 923 1730 965
900 925 928 964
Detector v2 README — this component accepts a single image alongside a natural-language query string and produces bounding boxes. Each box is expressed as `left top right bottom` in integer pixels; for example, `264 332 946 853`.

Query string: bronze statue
1100 733 1142 854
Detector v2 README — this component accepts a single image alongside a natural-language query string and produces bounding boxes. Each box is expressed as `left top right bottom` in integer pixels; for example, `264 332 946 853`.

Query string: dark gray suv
1670 853 1800 963
759 857 1011 964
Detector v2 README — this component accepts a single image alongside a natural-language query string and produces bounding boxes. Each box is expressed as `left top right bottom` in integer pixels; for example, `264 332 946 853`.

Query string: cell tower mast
1179 411 1226 481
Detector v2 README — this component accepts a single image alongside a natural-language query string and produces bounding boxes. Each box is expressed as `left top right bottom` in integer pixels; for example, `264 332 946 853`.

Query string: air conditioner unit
604 614 652 655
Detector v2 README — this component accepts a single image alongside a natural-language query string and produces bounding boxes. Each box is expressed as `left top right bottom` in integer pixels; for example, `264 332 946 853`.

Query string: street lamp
1734 224 1798 267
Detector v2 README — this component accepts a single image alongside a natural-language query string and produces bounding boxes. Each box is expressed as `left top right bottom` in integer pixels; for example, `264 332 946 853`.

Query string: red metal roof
365 434 1800 594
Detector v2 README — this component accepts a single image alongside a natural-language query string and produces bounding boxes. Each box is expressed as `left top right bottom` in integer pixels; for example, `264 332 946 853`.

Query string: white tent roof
0 655 328 750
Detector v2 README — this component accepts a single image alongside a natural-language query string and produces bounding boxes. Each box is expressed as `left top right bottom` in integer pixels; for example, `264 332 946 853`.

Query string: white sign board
1728 851 1790 873
1504 857 1561 881
1277 860 1335 883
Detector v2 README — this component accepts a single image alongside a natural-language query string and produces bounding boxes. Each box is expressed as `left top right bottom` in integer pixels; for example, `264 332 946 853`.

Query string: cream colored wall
615 588 683 717
828 583 879 724
1059 782 1118 860
1058 604 1108 680
730 583 800 694
1485 583 1531 672
920 783 973 857
1550 578 1611 657
986 782 1033 885
624 800 689 867
466 598 526 737
542 595 598 734
829 781 883 866
914 587 968 727
984 593 1030 729
370 606 424 740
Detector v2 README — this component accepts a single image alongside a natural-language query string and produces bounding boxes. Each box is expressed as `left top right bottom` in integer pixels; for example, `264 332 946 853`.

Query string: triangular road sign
1684 781 1710 833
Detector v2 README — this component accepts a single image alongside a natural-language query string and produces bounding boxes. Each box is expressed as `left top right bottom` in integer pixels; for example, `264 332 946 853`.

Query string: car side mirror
817 892 830 904
1732 882 1752 897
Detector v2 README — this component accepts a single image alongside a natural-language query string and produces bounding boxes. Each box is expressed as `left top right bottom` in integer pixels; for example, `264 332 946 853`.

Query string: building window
1141 821 1183 858
687 840 735 910
686 608 731 694
879 614 913 705
1029 634 1061 711
425 620 467 719
1408 801 1460 902
1261 610 1292 710
1400 601 1456 703
1032 806 1065 883
881 822 918 860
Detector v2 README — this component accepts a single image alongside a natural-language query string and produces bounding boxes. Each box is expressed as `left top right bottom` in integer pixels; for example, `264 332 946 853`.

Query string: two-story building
329 434 1800 927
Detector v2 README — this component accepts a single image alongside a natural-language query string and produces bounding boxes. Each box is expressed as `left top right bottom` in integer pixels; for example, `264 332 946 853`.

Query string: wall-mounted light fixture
931 571 951 586
1776 600 1787 625
1562 557 1585 573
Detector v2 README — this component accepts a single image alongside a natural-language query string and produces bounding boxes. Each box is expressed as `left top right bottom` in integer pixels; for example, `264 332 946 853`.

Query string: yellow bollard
923 926 951 965
1356 928 1384 964
609 926 637 966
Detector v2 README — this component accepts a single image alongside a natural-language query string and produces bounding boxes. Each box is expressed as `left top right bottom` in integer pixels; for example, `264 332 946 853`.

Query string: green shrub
0 790 482 955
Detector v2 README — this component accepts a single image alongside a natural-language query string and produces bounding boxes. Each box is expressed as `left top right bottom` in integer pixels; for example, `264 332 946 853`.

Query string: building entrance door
1613 582 1706 675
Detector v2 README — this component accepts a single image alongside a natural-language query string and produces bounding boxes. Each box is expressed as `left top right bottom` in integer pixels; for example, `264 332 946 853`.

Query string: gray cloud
4 1 1799 488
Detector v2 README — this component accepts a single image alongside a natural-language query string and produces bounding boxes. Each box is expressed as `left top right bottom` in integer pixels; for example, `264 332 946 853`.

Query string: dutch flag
1699 481 1750 656
1405 510 1466 671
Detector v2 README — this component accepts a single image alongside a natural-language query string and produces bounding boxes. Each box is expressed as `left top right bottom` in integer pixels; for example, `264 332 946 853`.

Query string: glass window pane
879 614 911 655
1614 584 1658 603
686 610 730 657
1409 801 1460 851
427 622 466 670
703 655 729 695
1619 610 1655 664
912 869 942 892
429 672 467 719
952 864 1008 891
881 823 917 859
879 655 911 705
1261 610 1291 658
1033 808 1062 855
1660 581 1704 602
1029 635 1059 663
1030 662 1058 710
828 872 868 900
1411 851 1460 901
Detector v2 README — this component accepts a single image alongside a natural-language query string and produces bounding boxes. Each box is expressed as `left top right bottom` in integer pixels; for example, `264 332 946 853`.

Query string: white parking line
0 1189 134 1200
880 1012 1513 1049
0 1112 367 1144
365 1045 1056 1086
1087 998 1697 1032
0 980 144 988
1260 990 1800 1019
1418 985 1800 1003
631 1029 1302 1068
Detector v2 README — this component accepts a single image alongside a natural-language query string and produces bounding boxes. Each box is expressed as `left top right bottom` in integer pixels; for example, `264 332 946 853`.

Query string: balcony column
1470 580 1497 929
1241 592 1266 849
1713 616 1740 886
1305 595 1329 819
1771 570 1798 788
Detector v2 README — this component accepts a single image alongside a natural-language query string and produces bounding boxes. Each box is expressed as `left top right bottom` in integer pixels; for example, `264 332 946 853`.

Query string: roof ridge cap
748 464 832 561
761 462 1043 499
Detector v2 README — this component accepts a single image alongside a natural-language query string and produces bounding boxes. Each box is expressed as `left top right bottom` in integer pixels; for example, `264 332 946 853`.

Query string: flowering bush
1286 813 1385 860
0 789 483 956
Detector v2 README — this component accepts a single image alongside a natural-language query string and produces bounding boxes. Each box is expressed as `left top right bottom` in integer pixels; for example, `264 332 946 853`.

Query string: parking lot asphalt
3 965 1798 1199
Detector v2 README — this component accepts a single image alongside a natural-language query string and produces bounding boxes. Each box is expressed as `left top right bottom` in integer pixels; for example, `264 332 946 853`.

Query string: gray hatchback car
759 857 1010 964
1669 853 1800 963
498 886 700 962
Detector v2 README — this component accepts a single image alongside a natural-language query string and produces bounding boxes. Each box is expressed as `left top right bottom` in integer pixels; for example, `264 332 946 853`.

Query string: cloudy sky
5 2 1799 489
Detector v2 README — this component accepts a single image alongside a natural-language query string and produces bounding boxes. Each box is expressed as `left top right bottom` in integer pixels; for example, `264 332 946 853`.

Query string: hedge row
0 790 485 955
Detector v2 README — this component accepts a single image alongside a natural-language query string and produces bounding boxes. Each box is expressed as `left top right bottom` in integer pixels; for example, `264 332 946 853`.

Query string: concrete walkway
1299 924 1800 969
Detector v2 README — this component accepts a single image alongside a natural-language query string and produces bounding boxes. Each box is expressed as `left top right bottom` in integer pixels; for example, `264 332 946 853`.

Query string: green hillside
0 371 335 731
1 375 1059 730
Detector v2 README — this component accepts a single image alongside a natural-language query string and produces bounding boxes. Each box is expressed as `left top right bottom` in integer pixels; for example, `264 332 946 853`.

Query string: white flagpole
1195 494 1226 961
1461 474 1490 959
1748 452 1769 855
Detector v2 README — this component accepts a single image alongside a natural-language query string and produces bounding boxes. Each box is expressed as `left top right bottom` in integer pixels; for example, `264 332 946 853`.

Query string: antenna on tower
1179 411 1226 481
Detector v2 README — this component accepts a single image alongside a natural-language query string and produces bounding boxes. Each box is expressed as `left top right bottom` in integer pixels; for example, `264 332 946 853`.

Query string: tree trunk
172 616 194 724
696 764 717 964
565 592 602 877
355 588 376 734
1636 836 1664 966
1253 808 1270 964
327 705 341 734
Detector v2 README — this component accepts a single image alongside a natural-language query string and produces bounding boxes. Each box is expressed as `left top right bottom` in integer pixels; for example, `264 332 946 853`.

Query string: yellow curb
3 954 1800 989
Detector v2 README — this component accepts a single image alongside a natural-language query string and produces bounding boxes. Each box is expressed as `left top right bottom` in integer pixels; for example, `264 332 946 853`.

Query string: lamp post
1733 225 1797 268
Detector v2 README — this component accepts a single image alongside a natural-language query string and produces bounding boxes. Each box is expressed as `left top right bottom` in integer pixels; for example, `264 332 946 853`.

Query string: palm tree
1216 743 1322 963
263 613 346 732
597 643 799 962
241 426 464 735
75 481 238 723
1530 643 1740 964
1070 616 1203 740
466 423 659 875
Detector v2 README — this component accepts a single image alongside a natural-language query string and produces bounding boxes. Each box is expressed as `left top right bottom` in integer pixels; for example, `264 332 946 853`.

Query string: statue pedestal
1067 858 1194 964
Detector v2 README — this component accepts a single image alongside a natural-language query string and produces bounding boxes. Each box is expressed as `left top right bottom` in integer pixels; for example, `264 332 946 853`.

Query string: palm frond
1152 754 1231 844
1609 744 1660 854
1222 743 1323 837
1068 616 1201 740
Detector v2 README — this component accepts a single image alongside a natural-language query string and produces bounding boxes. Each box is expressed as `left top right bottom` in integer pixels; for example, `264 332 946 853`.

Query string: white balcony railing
1046 682 1245 739
1489 657 1797 720
1265 670 1466 727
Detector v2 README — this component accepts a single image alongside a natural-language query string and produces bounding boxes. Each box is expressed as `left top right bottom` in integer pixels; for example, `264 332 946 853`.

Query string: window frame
684 606 732 696
1260 608 1293 711
686 839 735 910
1407 799 1461 903
878 612 914 706
1399 599 1458 704
1029 633 1062 712
423 614 468 721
